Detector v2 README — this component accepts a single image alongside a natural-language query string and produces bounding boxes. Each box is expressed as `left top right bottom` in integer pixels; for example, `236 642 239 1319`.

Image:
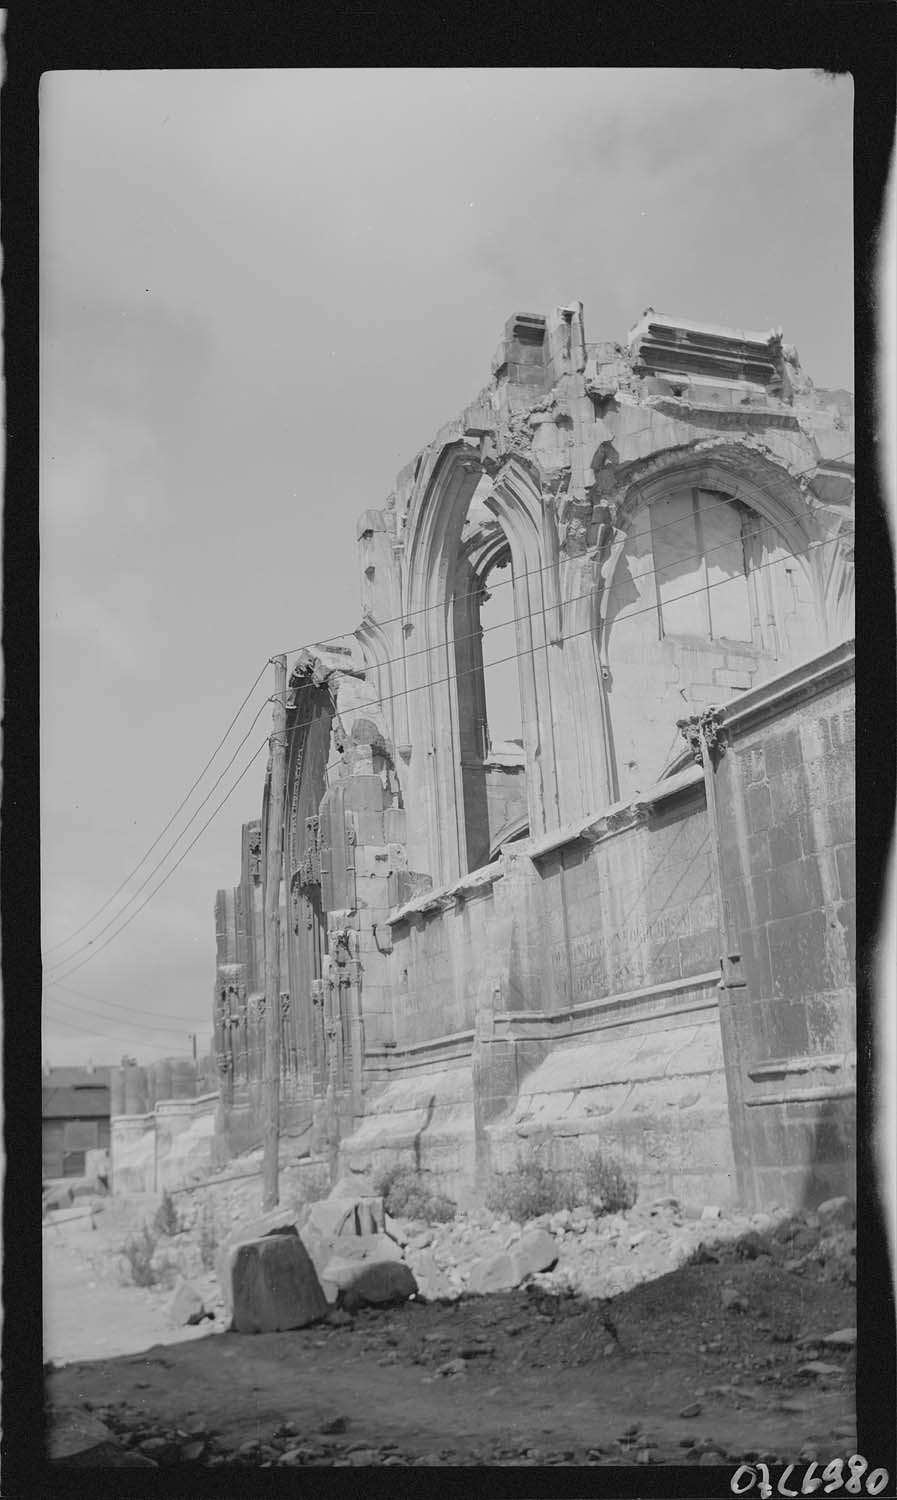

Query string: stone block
768 909 831 998
510 1229 559 1281
229 1234 327 1334
768 818 804 868
43 1183 74 1213
467 1251 519 1295
339 1259 418 1309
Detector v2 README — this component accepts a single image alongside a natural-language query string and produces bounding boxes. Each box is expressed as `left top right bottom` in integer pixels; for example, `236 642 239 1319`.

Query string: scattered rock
339 1259 418 1310
721 1286 749 1313
821 1327 856 1347
166 1277 205 1328
319 1415 348 1435
798 1361 845 1378
679 1402 702 1419
510 1229 559 1282
816 1196 854 1230
467 1251 518 1295
435 1358 467 1378
700 1205 722 1221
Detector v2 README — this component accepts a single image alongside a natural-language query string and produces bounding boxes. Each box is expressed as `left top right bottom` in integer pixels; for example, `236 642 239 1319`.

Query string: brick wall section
714 669 855 1209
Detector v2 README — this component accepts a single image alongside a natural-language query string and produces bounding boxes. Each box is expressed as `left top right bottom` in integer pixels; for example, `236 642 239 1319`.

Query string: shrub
486 1151 638 1223
152 1190 182 1238
485 1159 570 1221
373 1165 457 1224
121 1226 161 1287
579 1153 638 1217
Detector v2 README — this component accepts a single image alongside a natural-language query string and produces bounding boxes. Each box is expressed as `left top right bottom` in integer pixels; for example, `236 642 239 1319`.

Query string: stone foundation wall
111 1093 221 1195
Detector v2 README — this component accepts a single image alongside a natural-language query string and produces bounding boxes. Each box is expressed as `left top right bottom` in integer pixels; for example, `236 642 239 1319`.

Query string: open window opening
454 482 528 871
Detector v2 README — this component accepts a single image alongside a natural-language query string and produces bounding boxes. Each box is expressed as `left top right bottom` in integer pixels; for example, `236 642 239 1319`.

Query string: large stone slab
229 1234 327 1334
318 1233 404 1302
510 1229 559 1281
216 1206 307 1313
467 1251 519 1295
338 1259 418 1310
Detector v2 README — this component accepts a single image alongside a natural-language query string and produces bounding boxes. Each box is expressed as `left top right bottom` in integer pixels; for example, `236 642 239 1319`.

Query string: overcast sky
39 67 854 1067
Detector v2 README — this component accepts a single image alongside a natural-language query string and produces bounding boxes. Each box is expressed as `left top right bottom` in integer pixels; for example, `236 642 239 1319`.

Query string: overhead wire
274 528 854 767
43 449 851 978
44 505 853 998
47 736 270 988
44 978 210 1032
42 659 272 960
41 1006 195 1055
42 992 205 1037
269 503 855 703
274 448 853 657
43 696 272 979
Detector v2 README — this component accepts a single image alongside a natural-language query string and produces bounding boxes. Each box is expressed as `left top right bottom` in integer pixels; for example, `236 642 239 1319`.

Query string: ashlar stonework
200 303 854 1215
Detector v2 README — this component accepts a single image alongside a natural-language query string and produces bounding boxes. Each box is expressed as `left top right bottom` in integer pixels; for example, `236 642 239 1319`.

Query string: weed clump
373 1165 456 1224
486 1159 568 1220
152 1190 182 1238
580 1153 638 1216
198 1204 218 1269
486 1152 637 1223
120 1226 168 1287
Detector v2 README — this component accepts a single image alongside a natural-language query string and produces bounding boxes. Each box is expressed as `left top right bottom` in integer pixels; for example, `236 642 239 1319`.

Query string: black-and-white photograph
27 51 893 1489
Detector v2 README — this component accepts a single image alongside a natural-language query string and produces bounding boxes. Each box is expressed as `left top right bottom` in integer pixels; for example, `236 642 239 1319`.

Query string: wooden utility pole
262 654 287 1211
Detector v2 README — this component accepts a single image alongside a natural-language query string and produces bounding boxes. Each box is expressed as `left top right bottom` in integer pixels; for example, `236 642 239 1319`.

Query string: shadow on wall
799 1095 856 1211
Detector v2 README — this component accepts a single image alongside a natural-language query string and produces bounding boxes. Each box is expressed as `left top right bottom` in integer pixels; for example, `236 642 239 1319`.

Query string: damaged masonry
123 302 857 1216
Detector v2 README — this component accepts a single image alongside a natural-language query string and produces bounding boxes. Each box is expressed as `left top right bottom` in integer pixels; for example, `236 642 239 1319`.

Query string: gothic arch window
454 491 528 872
650 489 756 646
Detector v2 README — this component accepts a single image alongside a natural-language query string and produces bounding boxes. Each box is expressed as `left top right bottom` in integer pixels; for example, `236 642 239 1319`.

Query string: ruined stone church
212 303 855 1213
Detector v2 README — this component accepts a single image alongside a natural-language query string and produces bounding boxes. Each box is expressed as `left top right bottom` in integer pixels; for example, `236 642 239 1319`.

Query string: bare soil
45 1208 856 1471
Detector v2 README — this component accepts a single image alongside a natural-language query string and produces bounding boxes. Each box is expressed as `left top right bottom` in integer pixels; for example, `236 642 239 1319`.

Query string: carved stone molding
677 708 727 767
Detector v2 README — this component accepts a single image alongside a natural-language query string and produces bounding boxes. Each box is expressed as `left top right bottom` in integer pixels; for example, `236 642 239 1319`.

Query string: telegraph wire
274 526 854 759
41 1006 195 1056
271 504 856 699
276 449 854 657
43 696 272 979
44 451 849 972
47 736 270 988
42 659 272 960
42 990 207 1037
45 978 211 1031
45 529 852 994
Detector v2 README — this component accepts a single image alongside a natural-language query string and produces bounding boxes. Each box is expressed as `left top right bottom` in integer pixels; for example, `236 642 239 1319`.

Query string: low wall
111 1092 220 1195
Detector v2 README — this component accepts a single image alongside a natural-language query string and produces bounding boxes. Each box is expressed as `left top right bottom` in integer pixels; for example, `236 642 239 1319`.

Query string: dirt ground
44 1189 857 1473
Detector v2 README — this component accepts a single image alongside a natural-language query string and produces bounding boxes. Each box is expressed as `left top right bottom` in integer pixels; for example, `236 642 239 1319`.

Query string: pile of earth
46 1199 856 1469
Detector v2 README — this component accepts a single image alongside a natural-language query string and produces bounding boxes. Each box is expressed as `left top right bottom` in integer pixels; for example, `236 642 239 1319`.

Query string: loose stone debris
45 1178 857 1470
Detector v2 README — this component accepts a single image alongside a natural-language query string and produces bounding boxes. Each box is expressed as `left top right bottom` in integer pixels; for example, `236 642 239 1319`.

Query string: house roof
42 1086 111 1122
